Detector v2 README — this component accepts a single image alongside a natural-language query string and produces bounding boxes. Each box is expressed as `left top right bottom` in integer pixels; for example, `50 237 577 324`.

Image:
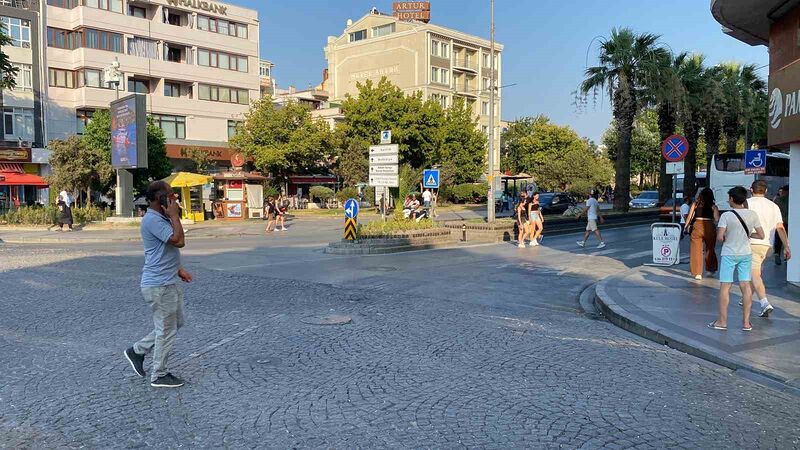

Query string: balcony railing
453 58 478 71
0 0 31 9
454 83 478 97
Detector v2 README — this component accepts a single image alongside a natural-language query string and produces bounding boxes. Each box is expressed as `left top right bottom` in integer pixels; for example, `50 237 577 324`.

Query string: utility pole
487 0 496 223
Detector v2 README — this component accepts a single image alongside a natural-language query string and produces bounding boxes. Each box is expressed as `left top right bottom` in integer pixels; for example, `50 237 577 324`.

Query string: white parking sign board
651 223 681 266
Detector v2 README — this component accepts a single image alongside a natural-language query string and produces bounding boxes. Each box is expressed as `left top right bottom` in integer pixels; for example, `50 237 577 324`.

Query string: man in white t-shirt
576 190 605 249
679 196 692 240
746 180 791 317
422 189 433 208
709 186 764 332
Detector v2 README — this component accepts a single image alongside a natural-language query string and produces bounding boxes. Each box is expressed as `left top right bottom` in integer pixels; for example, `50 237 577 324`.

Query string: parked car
629 191 660 209
538 192 577 215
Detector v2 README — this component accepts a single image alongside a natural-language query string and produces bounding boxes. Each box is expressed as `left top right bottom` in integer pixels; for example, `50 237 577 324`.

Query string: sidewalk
0 221 267 243
596 260 800 393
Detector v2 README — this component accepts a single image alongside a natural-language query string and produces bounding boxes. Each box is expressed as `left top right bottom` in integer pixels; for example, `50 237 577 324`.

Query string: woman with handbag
685 187 720 280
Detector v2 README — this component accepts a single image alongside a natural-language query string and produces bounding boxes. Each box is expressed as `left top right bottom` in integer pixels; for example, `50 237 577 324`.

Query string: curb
594 268 800 397
0 232 262 244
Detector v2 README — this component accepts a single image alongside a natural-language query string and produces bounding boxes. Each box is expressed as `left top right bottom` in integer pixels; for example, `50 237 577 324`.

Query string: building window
440 43 449 58
349 29 367 42
47 27 77 50
166 12 181 26
47 0 79 8
259 64 271 77
1 17 30 48
10 63 32 92
196 15 248 38
153 114 185 139
431 67 440 83
430 93 448 108
166 47 181 63
227 120 240 139
129 5 146 18
197 49 248 72
441 69 450 85
198 83 249 105
128 37 158 59
483 77 490 90
431 40 440 57
482 101 489 115
128 78 149 94
78 68 115 89
3 107 34 141
483 53 490 67
164 82 181 98
372 23 395 38
88 0 122 13
76 109 93 134
49 68 76 88
79 28 123 53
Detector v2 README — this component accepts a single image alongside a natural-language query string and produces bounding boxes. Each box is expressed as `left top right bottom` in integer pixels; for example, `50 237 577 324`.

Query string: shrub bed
0 205 110 225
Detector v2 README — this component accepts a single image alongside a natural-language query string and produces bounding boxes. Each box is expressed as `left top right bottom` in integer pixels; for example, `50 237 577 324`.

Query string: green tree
437 98 487 184
82 110 172 194
700 65 724 170
334 137 369 187
676 54 707 196
230 97 333 182
47 136 111 204
184 147 211 173
602 110 660 189
580 28 669 210
719 62 766 153
0 26 18 89
501 115 614 193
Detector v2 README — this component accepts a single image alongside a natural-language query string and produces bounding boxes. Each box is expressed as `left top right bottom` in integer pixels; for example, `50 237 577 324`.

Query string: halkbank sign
166 0 227 15
768 59 800 147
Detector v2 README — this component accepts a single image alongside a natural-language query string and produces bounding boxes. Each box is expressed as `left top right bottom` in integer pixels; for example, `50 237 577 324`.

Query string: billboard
110 94 148 169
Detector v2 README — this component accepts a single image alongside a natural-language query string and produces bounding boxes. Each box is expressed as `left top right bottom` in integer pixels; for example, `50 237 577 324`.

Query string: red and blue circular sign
661 135 689 162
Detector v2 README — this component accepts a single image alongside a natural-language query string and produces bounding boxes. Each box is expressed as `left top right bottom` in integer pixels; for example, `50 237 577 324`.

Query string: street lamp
104 58 122 100
487 0 497 223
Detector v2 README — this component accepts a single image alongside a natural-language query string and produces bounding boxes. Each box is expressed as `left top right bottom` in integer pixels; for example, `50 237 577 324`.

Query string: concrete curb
0 232 262 244
595 267 800 397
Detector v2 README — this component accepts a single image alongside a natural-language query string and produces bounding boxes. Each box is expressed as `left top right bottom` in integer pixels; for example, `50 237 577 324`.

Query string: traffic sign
423 169 440 189
745 149 767 175
369 174 399 187
666 161 685 175
370 165 399 175
381 130 392 144
369 144 399 156
661 135 689 162
344 198 359 219
344 218 358 241
370 154 399 165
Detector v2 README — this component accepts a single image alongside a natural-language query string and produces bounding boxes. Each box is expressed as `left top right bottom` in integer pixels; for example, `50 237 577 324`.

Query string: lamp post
487 0 496 223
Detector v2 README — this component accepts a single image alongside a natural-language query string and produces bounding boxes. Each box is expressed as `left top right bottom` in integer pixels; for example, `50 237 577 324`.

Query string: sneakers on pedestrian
576 241 586 248
151 373 184 388
597 242 606 249
695 275 703 280
517 243 526 249
124 347 145 378
759 303 774 318
704 271 716 278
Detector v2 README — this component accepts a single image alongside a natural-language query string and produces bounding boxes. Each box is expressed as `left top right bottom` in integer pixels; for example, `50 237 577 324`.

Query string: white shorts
586 220 598 232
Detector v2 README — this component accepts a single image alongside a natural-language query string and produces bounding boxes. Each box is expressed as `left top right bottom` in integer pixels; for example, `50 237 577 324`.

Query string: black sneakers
151 373 185 388
124 347 145 378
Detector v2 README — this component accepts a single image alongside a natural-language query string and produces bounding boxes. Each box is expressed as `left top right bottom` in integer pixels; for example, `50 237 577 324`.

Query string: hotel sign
393 2 431 23
768 59 800 147
350 65 400 82
166 0 227 16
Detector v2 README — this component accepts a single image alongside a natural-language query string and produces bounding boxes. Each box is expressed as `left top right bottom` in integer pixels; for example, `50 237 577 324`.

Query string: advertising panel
768 59 800 147
110 94 148 169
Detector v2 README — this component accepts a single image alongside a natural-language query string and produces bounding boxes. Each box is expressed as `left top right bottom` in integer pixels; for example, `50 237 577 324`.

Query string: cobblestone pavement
1 244 799 449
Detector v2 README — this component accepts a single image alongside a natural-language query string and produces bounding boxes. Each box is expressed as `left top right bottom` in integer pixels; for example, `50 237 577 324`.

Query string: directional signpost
745 149 767 175
369 139 399 222
661 135 688 224
343 198 359 241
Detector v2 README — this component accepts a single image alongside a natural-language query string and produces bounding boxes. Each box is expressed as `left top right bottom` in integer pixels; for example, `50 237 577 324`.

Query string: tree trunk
657 103 677 203
613 82 635 212
86 187 91 208
723 115 739 153
683 112 699 199
704 119 721 175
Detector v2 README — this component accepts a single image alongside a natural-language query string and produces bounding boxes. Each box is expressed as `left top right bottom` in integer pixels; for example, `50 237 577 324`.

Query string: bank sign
768 59 800 147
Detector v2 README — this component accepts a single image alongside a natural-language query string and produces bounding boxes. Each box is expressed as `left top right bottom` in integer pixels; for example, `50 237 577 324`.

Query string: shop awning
161 172 213 188
0 163 24 172
0 171 48 187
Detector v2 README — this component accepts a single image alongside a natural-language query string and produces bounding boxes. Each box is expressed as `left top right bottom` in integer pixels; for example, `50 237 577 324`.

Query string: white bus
709 152 790 210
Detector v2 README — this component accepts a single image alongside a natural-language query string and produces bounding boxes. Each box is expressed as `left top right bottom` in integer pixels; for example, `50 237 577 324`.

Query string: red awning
0 171 48 187
0 163 23 172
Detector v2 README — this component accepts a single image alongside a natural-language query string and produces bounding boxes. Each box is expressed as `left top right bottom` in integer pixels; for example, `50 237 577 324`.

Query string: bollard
462 224 467 242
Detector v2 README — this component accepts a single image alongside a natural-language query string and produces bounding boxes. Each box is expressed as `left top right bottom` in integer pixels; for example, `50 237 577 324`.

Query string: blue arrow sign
745 149 767 175
423 169 440 189
344 198 359 219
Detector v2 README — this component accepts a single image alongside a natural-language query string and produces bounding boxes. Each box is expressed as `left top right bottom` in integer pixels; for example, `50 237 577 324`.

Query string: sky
244 0 769 143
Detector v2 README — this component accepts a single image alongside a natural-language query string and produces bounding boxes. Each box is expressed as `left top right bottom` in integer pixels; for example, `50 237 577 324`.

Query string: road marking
187 325 260 359
587 249 620 256
620 250 653 260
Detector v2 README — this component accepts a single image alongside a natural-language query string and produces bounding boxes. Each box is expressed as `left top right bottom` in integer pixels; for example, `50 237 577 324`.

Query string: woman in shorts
516 192 530 248
529 203 543 246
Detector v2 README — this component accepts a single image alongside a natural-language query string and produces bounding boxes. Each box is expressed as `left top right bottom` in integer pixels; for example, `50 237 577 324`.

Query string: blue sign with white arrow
745 149 767 175
344 198 359 219
423 169 440 189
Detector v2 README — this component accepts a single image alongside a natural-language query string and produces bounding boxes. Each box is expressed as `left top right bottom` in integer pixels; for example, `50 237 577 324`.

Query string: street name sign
370 154 399 165
661 135 689 162
369 174 400 187
370 165 399 175
423 169 440 189
666 161 685 175
344 198 359 219
744 149 767 175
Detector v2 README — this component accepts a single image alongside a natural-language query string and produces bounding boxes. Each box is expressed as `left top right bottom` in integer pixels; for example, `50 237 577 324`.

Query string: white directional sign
666 161 685 175
369 174 399 187
370 165 399 175
369 144 399 156
370 154 399 165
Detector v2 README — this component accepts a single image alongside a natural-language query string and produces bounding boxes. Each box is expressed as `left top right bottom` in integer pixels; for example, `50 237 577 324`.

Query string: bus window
715 154 745 172
765 156 790 177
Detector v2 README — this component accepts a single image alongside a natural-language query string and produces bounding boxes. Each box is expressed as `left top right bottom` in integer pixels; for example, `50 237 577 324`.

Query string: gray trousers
133 284 185 381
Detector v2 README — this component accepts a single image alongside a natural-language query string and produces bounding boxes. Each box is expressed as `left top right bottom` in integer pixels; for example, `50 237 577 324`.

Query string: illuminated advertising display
110 94 148 169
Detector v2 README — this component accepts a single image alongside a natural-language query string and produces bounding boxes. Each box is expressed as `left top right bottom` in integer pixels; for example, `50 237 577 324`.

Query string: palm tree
719 62 767 153
581 28 669 211
676 54 706 196
700 65 724 170
652 52 688 202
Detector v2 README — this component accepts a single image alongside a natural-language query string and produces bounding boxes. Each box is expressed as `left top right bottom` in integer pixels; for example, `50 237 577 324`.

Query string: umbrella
161 172 213 188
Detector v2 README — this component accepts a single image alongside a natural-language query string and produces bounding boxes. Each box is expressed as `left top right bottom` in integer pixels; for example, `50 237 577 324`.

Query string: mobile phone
159 194 169 209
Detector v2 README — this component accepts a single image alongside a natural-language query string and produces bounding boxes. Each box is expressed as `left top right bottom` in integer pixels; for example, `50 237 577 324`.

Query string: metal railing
0 0 31 9
453 58 477 71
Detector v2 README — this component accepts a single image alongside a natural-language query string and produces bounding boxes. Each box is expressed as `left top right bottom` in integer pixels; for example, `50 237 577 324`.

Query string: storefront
212 171 267 220
711 0 800 285
0 148 49 212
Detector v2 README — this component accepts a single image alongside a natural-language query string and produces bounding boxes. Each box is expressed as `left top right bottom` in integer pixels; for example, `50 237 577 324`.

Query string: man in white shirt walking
576 190 606 249
746 180 791 317
709 186 764 332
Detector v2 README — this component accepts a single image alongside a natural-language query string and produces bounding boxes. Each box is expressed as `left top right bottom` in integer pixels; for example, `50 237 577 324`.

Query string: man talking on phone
124 180 192 388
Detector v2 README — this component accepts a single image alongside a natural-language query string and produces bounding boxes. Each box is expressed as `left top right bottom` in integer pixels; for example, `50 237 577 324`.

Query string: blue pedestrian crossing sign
745 149 767 175
344 198 359 219
423 169 440 189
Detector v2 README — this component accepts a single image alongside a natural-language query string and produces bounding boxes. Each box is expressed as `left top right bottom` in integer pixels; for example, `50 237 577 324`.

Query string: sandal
742 325 753 332
708 321 727 330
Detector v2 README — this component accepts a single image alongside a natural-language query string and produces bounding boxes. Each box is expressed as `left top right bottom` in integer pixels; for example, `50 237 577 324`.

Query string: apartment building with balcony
44 0 260 169
324 9 503 143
